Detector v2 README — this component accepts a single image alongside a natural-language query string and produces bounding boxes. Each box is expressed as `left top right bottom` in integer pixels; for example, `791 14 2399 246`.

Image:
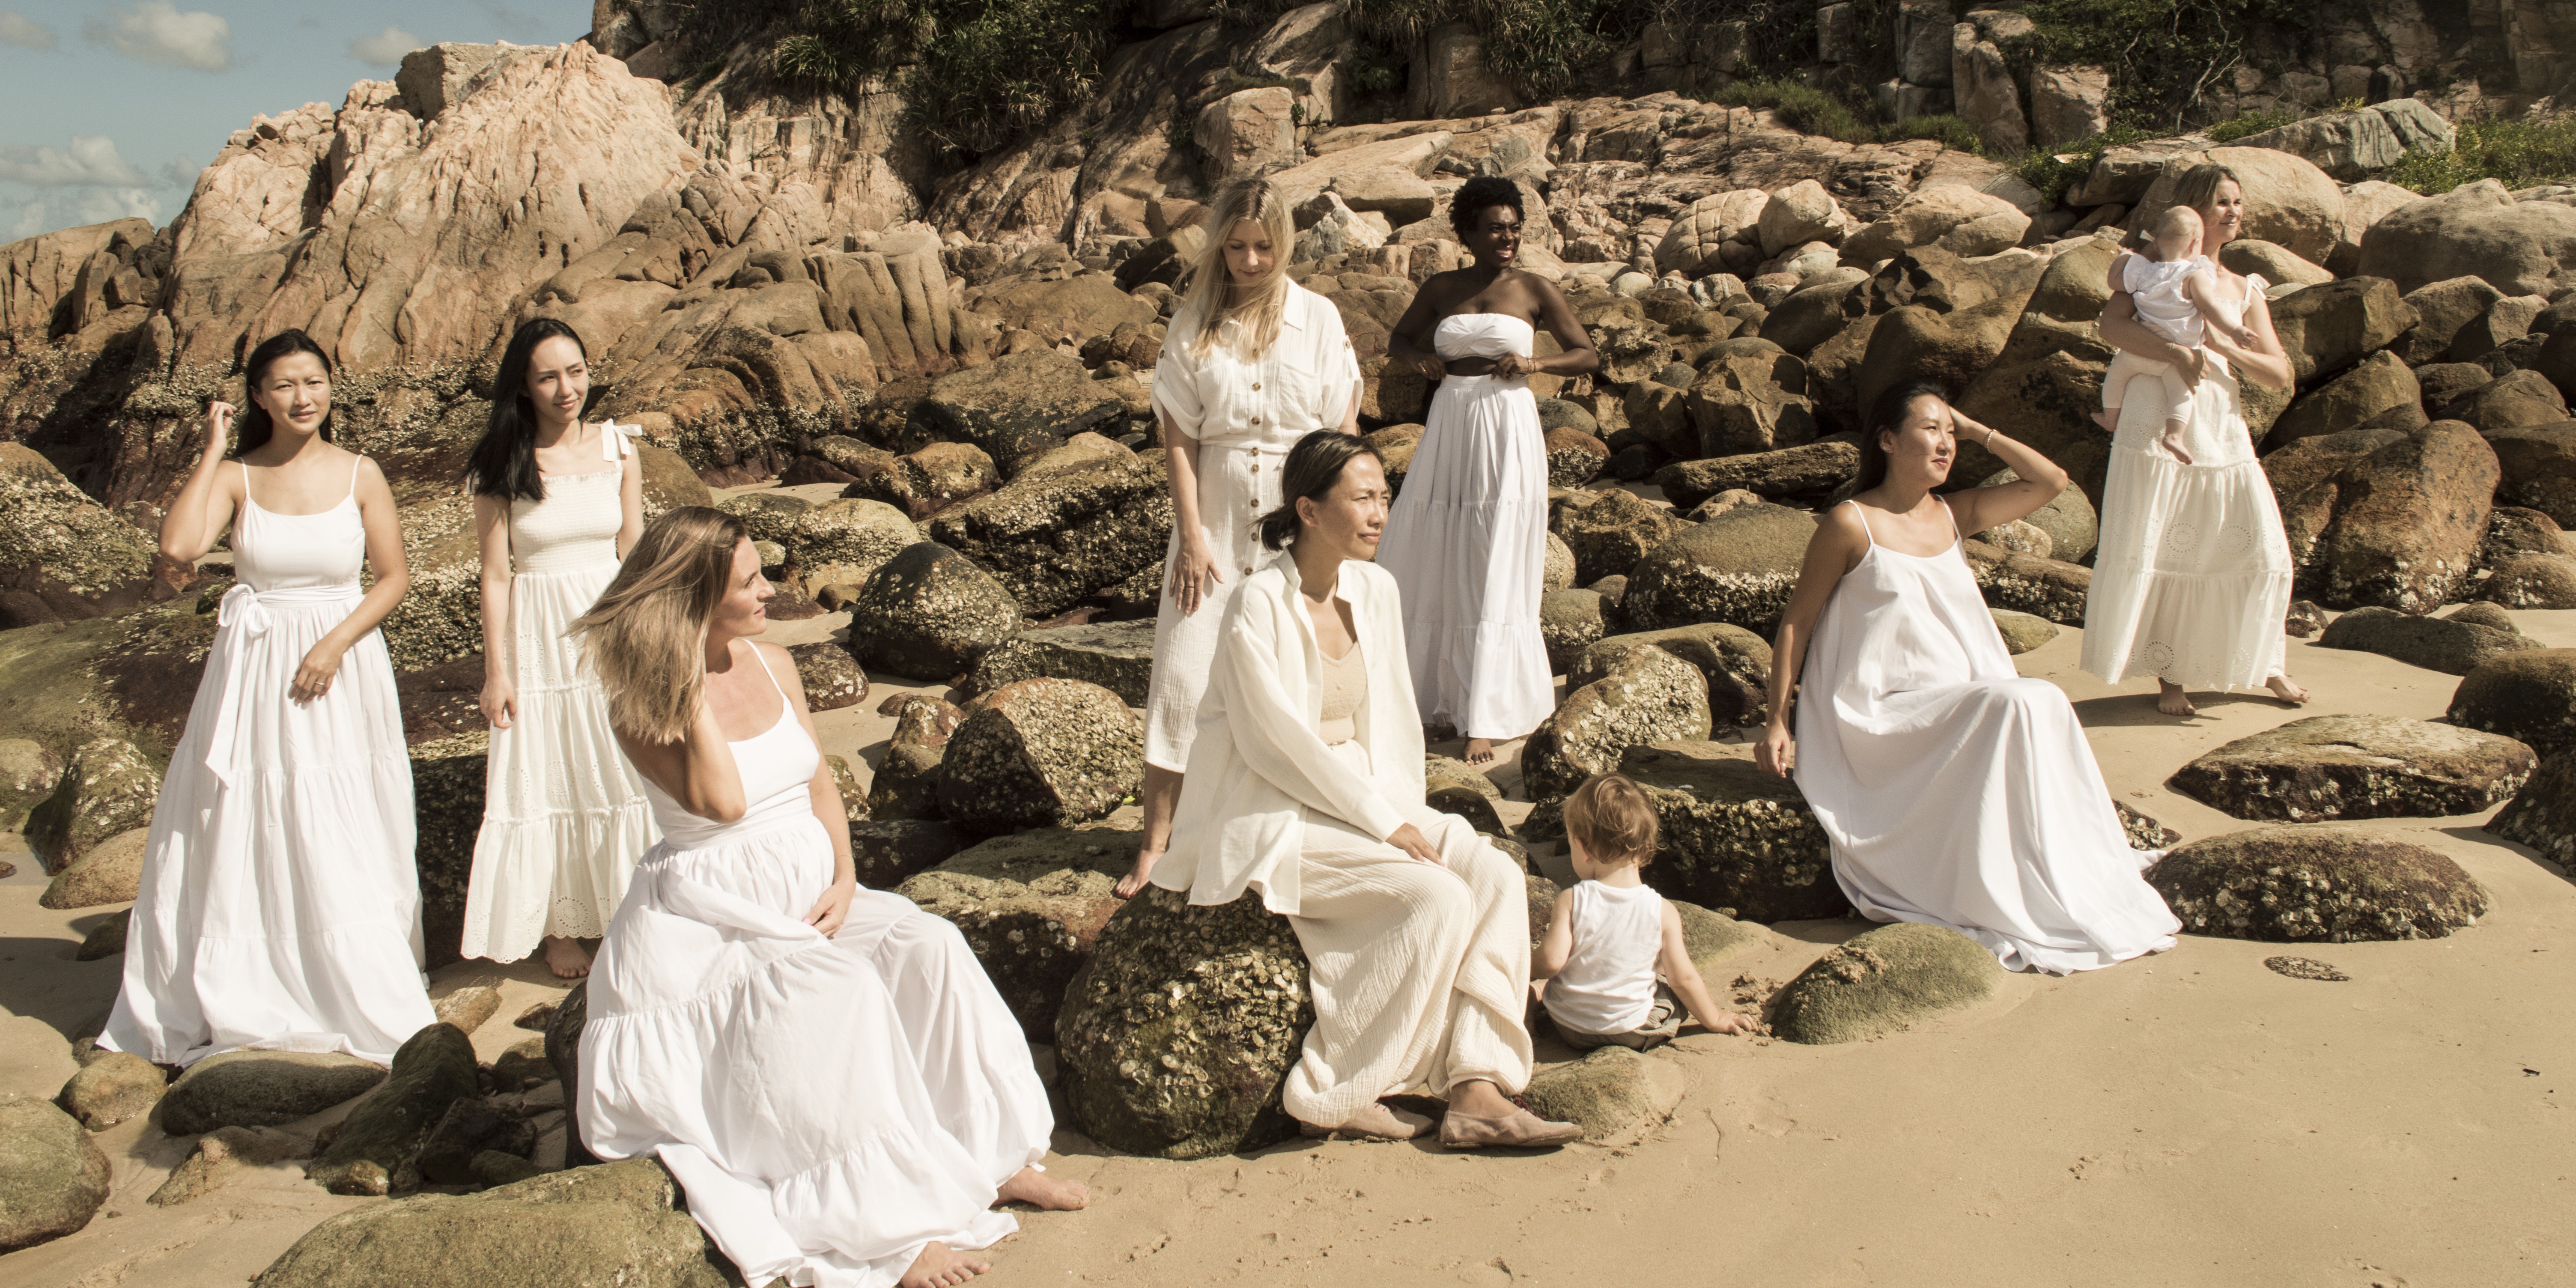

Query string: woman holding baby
2083 162 2311 718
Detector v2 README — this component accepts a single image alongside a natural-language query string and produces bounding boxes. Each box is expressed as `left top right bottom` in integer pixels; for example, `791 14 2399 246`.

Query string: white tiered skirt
580 817 1052 1288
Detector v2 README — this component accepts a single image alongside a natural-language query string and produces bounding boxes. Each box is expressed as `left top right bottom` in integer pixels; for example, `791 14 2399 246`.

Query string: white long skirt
1378 374 1556 740
2082 362 2294 690
102 593 435 1067
459 558 658 961
580 817 1052 1288
1282 741 1534 1127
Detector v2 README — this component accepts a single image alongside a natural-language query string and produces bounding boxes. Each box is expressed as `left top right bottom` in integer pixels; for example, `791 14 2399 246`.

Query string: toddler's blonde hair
1562 773 1658 869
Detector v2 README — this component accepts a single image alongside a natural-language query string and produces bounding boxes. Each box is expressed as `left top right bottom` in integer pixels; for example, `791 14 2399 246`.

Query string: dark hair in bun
1256 430 1384 550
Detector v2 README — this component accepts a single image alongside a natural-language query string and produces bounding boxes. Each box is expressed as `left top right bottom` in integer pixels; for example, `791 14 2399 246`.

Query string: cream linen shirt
1149 280 1363 449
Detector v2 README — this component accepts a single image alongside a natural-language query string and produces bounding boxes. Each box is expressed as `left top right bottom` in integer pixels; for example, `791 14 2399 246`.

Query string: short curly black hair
1449 176 1524 235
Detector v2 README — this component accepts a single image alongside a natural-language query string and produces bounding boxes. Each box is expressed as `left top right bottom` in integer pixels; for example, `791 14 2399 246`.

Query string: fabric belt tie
202 581 362 788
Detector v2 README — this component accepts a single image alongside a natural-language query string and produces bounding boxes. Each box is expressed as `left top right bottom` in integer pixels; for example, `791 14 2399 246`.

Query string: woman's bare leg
2156 680 2196 718
1115 764 1184 899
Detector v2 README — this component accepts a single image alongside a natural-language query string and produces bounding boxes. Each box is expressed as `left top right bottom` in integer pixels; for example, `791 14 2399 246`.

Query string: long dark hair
465 317 591 503
1256 430 1383 550
1855 379 1950 493
236 330 335 455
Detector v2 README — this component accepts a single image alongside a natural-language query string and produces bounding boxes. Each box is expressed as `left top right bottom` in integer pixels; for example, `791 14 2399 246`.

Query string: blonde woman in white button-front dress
1115 177 1363 900
459 318 659 979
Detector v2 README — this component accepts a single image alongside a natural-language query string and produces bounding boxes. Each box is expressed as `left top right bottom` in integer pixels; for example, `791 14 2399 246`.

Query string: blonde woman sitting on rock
1152 429 1581 1149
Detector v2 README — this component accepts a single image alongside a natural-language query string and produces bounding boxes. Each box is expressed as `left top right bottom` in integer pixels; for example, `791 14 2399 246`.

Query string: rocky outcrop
1521 648 1713 803
962 620 1157 707
1569 623 1771 728
927 452 1171 619
2357 179 2576 298
2317 605 2538 675
1056 888 1312 1159
2146 826 2490 943
2168 714 2536 823
0 1100 110 1252
2267 421 2496 612
2448 650 2576 757
1552 488 1682 587
1619 740 1844 923
936 679 1142 834
781 498 919 594
0 444 157 629
1622 502 1813 638
843 542 1022 681
159 1049 391 1136
897 828 1136 1041
1770 922 1998 1046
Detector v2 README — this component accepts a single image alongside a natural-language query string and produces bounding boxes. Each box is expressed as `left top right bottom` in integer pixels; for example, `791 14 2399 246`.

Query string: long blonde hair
570 506 750 744
1180 177 1296 359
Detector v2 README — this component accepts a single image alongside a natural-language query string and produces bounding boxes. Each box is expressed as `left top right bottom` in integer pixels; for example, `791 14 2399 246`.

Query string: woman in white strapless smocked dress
1756 383 2179 975
1381 177 1599 764
103 330 435 1067
575 507 1083 1288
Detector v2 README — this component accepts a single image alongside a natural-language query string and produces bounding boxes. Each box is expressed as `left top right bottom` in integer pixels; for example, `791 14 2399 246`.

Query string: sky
0 1 589 242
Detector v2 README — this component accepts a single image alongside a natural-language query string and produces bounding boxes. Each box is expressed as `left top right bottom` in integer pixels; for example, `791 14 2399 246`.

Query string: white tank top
1543 880 1667 1035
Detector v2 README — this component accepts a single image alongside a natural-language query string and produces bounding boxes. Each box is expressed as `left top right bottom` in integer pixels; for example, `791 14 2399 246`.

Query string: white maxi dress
459 437 659 963
103 457 436 1067
1795 502 2181 975
580 649 1052 1288
1378 313 1555 741
2082 272 2296 689
1141 283 1360 771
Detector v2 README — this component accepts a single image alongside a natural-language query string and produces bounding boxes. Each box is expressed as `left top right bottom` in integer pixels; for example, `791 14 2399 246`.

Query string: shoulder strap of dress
236 458 255 506
345 453 364 501
1940 495 1963 541
747 642 788 701
1844 498 1875 548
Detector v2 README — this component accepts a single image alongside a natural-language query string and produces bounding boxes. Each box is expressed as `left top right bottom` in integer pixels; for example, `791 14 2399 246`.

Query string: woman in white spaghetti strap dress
459 319 658 979
2086 163 2308 719
1380 176 1599 764
575 507 1084 1288
103 330 435 1067
1120 178 1361 899
1756 383 2179 975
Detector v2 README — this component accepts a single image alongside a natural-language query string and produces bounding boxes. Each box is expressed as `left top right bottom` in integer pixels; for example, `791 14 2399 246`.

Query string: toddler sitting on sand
2095 204 2257 465
1534 774 1757 1049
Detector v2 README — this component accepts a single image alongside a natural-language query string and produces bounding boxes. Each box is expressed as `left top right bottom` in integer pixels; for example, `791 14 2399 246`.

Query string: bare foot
1113 849 1161 900
1464 737 1496 766
996 1166 1089 1211
900 1241 988 1288
2266 674 2311 706
2156 681 2196 718
2093 408 2118 431
541 935 592 980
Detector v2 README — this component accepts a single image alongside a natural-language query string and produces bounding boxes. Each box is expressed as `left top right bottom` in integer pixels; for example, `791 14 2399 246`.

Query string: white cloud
158 154 200 190
0 136 149 188
348 24 417 67
0 11 56 48
0 188 164 243
83 2 232 72
9 201 43 241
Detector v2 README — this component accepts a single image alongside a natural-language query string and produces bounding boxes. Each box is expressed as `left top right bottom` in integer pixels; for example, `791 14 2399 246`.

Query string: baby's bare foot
997 1166 1089 1211
900 1242 988 1288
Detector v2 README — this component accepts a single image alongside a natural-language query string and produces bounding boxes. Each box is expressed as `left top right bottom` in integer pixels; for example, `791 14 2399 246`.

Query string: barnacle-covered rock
1622 502 1813 637
1521 649 1712 803
936 679 1143 835
2168 714 2535 822
896 828 1138 1041
2145 826 2490 942
1618 740 1845 922
961 619 1157 707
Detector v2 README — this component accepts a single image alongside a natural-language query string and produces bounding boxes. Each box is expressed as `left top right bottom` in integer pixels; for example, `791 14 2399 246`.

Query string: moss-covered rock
1056 887 1313 1159
0 1099 110 1251
75 907 128 960
1570 622 1773 727
936 678 1142 835
158 1049 393 1136
1673 899 1764 975
1769 922 1998 1045
1519 1046 1684 1144
2448 649 2576 756
1619 741 1846 923
1522 649 1713 803
844 542 1022 682
39 824 145 908
256 1158 736 1288
2319 605 2537 675
0 736 62 829
897 828 1136 1041
2168 714 2536 822
0 442 155 629
1990 608 2059 655
54 1049 165 1131
1622 502 1813 637
2145 826 2490 942
24 736 160 873
148 1124 317 1207
305 1023 480 1193
961 619 1157 707
408 730 489 971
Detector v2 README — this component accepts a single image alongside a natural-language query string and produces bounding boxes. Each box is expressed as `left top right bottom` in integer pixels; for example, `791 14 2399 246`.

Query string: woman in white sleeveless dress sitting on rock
1755 383 2180 975
1154 431 1581 1149
573 507 1083 1288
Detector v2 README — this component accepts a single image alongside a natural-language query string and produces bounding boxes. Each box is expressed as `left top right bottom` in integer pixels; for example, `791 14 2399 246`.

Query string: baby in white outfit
2097 205 2257 463
1533 773 1756 1049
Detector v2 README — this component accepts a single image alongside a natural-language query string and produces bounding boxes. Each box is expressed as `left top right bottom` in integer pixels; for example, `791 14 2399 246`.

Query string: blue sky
0 1 587 242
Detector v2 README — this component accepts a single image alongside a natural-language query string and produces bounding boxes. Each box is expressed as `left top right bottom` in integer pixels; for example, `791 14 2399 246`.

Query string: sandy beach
6 590 2571 1288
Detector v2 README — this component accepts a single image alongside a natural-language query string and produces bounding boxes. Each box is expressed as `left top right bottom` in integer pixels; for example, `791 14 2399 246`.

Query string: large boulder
848 818 965 888
0 1100 110 1252
926 453 1172 619
896 828 1136 1041
159 1050 391 1136
1655 189 1772 278
2450 650 2576 756
256 1159 733 1288
936 679 1142 834
907 348 1131 475
2452 372 2569 436
1959 540 2092 626
779 498 919 594
843 543 1022 681
304 1023 480 1193
2487 751 2576 871
2396 275 2507 365
2485 422 2576 528
1769 922 1998 1046
1619 741 1844 922
39 825 145 909
2264 351 2421 452
0 737 61 829
1683 350 1817 457
2127 146 2347 267
2145 826 2490 942
2357 179 2576 298
2268 421 2496 612
1521 649 1713 803
1755 179 1849 257
2168 714 2536 822
1569 623 1772 728
2265 277 2416 386
2232 103 2447 181
1056 888 1312 1159
1552 489 1682 587
1840 185 2031 264
24 736 160 874
963 620 1157 707
846 441 1002 520
1974 469 2098 565
1622 503 1814 637
1539 589 1608 674
1656 437 1858 508
2482 554 2576 609
2317 605 2538 675
0 444 157 629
